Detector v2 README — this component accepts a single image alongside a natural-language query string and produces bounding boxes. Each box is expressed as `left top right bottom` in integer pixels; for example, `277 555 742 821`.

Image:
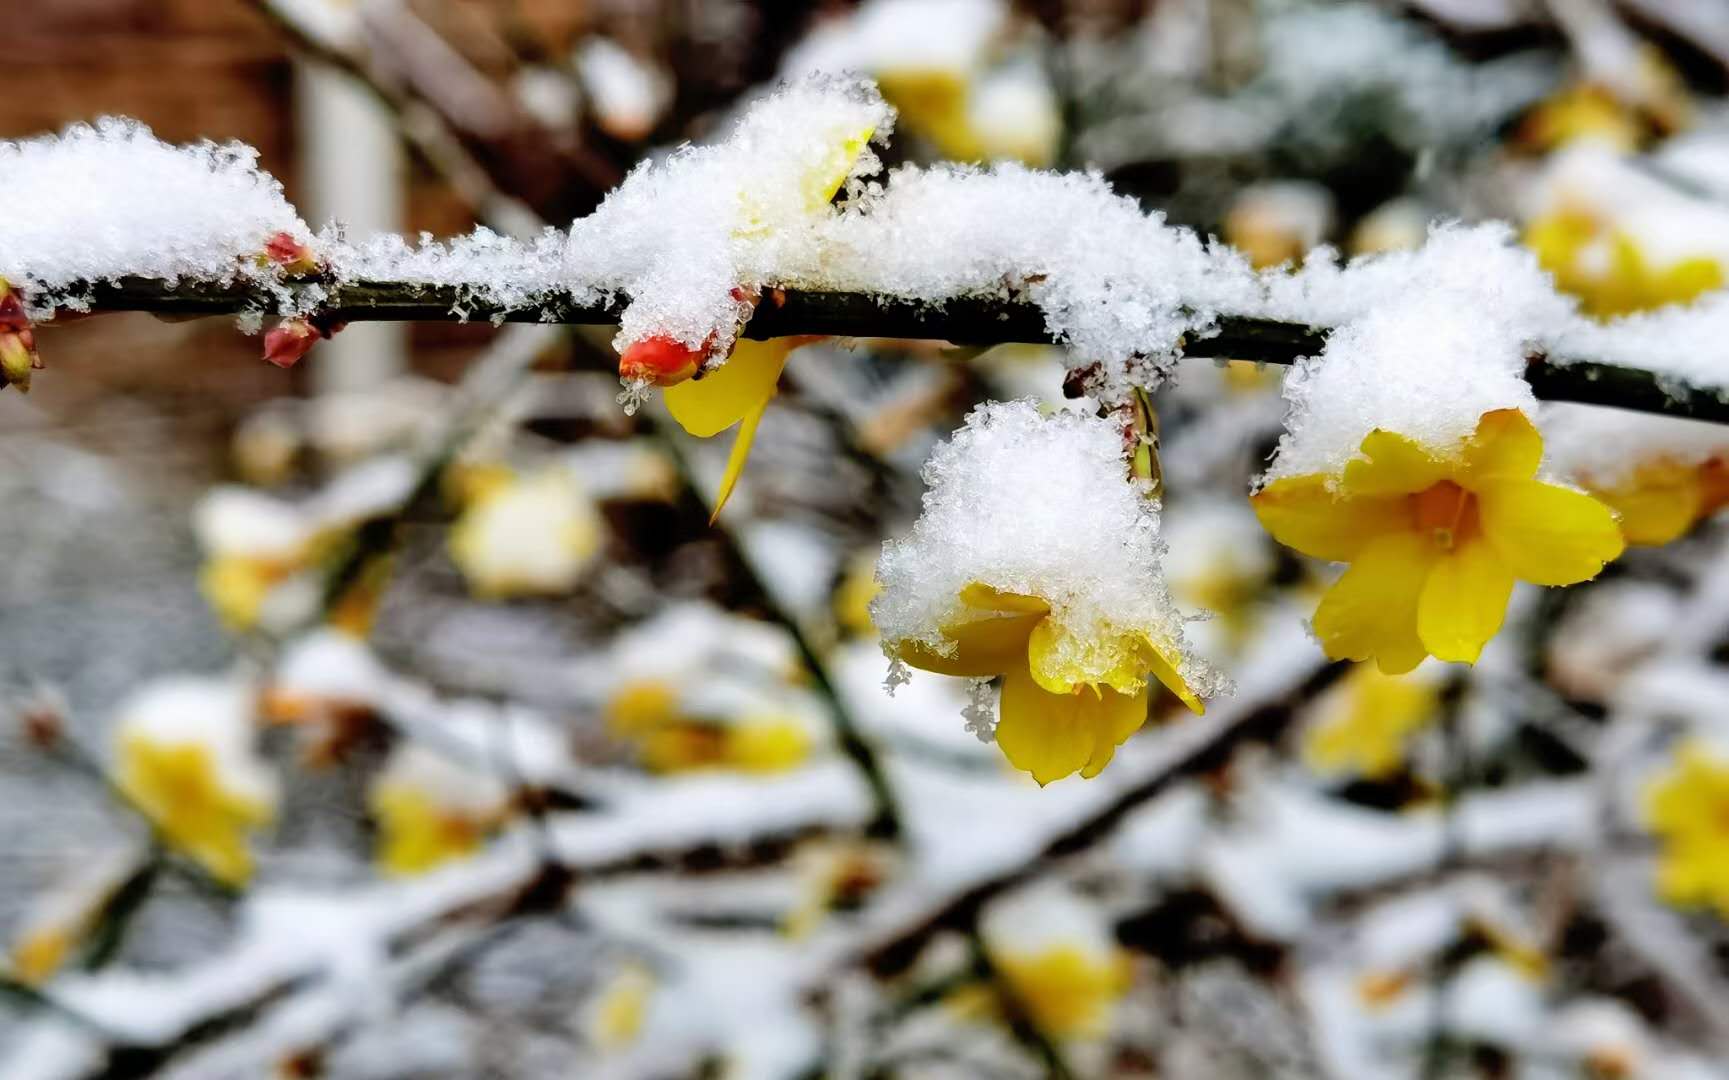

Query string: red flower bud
263 317 343 369
618 335 706 387
263 232 320 276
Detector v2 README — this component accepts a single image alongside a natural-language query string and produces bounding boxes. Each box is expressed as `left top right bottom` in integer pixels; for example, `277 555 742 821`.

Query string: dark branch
69 276 1729 425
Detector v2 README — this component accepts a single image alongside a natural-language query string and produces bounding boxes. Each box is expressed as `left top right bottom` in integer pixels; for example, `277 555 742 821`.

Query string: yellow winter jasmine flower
368 745 510 877
833 548 884 639
993 943 1133 1039
1252 409 1624 674
1645 742 1729 917
447 467 603 599
117 735 273 886
1517 85 1644 153
976 886 1133 1040
585 960 656 1050
8 852 141 985
370 785 494 877
1304 664 1440 779
1524 208 1724 319
637 714 812 775
1586 458 1729 547
890 582 1202 786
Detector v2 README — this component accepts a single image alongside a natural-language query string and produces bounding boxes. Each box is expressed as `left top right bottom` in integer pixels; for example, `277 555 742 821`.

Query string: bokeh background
7 1 1729 1077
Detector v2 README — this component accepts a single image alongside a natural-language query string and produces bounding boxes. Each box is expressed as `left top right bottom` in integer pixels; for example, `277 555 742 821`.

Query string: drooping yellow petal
664 338 794 438
1141 637 1205 715
1251 475 1409 562
1312 531 1437 675
1416 536 1515 664
1599 470 1703 546
1478 478 1625 585
896 583 1050 677
1343 430 1448 496
709 395 771 522
996 665 1147 786
1461 409 1542 485
1080 684 1151 779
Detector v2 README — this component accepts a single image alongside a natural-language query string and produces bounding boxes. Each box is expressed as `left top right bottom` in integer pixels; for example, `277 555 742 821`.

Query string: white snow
0 118 310 309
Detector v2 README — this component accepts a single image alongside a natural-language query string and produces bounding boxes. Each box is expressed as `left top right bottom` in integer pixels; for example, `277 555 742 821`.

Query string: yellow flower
889 581 1202 786
1646 742 1729 916
447 468 603 598
832 549 883 639
636 714 812 775
370 784 494 877
1525 208 1724 319
1252 409 1624 674
1518 85 1645 153
1587 458 1729 547
585 960 656 1051
368 745 510 877
1304 664 1440 779
117 734 274 886
992 944 1133 1040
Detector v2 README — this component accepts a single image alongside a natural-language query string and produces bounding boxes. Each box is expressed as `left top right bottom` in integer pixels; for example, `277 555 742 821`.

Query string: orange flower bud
618 335 705 387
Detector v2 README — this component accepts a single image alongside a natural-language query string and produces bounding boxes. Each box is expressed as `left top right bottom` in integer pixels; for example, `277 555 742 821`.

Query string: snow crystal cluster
0 118 310 310
1261 224 1572 480
872 400 1220 695
801 164 1260 397
327 227 567 321
562 76 894 353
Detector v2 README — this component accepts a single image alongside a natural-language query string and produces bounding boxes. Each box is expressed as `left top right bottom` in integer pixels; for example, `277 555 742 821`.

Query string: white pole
296 60 408 394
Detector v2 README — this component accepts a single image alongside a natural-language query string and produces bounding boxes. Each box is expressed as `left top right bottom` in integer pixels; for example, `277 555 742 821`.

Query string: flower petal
1252 475 1409 562
1312 531 1437 674
1080 684 1151 779
997 666 1145 785
1478 478 1625 585
664 338 793 438
1142 637 1205 715
1343 430 1447 496
895 583 1050 677
709 395 770 521
1461 409 1542 484
1599 472 1702 546
1416 537 1514 664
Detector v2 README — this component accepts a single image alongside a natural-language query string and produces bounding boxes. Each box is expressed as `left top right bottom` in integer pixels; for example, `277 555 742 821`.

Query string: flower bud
618 335 705 387
0 279 42 393
262 232 320 276
263 317 343 369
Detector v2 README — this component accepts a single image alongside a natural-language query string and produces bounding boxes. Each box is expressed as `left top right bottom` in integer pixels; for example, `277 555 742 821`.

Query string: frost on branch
873 401 1223 784
0 118 311 312
561 76 893 358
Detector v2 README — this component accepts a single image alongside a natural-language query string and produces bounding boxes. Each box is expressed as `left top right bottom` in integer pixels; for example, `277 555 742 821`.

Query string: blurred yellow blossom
447 467 603 599
368 744 510 877
1525 207 1723 320
113 679 278 886
1304 664 1441 779
1646 742 1729 917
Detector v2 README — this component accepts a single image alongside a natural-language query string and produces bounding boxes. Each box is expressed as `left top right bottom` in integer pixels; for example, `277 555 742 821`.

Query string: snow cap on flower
876 401 1209 692
1263 224 1566 480
980 883 1130 1040
562 76 892 357
875 402 1220 782
112 676 279 885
